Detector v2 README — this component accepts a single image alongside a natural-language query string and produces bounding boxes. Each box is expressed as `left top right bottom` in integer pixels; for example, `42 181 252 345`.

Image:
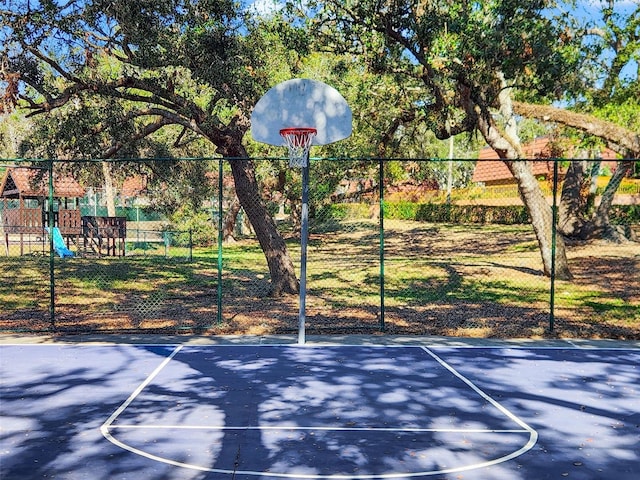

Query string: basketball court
1 336 638 479
2 80 638 479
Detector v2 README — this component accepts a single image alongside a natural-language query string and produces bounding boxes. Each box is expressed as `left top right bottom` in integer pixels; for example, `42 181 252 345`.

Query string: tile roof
473 138 619 184
472 160 556 184
0 167 85 198
121 176 147 198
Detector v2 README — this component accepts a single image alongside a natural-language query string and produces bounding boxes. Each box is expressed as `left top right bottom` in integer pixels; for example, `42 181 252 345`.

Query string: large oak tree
1 0 299 294
305 0 639 279
515 0 640 241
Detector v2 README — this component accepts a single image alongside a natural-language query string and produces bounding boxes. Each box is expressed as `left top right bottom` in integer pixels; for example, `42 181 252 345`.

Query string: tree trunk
228 156 299 296
469 83 573 281
593 161 633 227
585 160 636 241
196 119 299 295
560 160 635 241
198 121 298 296
222 197 241 242
507 161 573 280
101 161 116 217
558 161 589 236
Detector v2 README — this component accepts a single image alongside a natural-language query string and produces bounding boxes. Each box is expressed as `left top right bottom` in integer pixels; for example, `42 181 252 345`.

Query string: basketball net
280 128 317 168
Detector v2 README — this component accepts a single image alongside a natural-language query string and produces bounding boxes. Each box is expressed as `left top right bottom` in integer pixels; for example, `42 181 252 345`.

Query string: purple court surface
1 336 638 479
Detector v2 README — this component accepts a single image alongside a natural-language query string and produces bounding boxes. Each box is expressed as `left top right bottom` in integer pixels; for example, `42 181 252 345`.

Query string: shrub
610 205 640 224
168 206 217 246
387 202 530 224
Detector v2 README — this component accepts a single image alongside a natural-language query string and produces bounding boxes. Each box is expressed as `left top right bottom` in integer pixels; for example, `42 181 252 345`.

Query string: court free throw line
107 424 529 433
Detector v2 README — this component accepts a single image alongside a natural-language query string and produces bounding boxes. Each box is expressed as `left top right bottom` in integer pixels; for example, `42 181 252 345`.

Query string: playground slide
47 227 75 258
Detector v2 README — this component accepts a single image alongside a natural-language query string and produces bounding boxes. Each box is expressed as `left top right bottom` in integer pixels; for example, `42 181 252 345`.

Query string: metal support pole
549 160 558 332
379 158 385 331
48 160 55 329
298 157 310 344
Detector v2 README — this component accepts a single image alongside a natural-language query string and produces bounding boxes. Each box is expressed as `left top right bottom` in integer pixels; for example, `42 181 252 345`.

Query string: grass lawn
1 221 638 339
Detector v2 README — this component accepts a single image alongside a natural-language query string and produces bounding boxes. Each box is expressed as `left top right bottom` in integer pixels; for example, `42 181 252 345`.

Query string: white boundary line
421 346 539 438
3 341 639 351
100 346 183 447
100 345 540 479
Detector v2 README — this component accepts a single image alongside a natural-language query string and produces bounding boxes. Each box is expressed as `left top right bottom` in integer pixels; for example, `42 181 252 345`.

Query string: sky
574 0 639 81
247 0 639 17
566 0 638 20
246 0 638 81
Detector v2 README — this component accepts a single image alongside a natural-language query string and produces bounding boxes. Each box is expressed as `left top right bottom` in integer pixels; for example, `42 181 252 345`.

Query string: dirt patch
2 222 638 340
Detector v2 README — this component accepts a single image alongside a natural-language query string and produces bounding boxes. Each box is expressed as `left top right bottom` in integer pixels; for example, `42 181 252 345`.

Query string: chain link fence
1 158 638 338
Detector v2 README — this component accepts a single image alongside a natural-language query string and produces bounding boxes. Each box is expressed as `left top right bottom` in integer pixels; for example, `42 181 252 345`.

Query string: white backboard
251 78 352 146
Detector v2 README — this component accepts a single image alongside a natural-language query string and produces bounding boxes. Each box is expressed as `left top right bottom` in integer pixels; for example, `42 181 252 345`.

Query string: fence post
48 160 55 330
549 160 559 332
379 158 385 332
217 158 223 326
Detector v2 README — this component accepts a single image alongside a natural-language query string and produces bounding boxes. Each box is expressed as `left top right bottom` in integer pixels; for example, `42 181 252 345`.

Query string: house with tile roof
121 175 148 201
0 166 85 199
472 137 618 186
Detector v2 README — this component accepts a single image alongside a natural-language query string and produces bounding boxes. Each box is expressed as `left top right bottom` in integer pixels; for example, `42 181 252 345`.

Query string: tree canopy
1 0 638 284
1 0 305 294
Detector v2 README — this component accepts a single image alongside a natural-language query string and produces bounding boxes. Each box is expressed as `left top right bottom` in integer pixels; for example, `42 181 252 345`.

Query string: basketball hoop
252 79 352 344
280 127 317 168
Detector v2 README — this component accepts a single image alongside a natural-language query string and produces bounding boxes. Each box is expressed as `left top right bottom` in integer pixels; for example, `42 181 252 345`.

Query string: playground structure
81 215 127 257
0 167 126 257
47 226 74 258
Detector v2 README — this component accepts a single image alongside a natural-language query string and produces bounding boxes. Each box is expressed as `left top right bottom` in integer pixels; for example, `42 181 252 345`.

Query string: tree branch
377 108 417 156
102 115 173 158
26 46 83 86
21 83 85 116
512 101 640 157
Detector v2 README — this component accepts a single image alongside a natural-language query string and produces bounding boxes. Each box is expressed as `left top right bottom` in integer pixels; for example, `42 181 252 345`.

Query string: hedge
323 201 639 225
385 202 530 224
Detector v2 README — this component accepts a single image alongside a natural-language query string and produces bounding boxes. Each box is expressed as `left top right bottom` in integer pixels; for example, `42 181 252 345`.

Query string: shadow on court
432 347 640 480
1 344 638 479
104 346 535 478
